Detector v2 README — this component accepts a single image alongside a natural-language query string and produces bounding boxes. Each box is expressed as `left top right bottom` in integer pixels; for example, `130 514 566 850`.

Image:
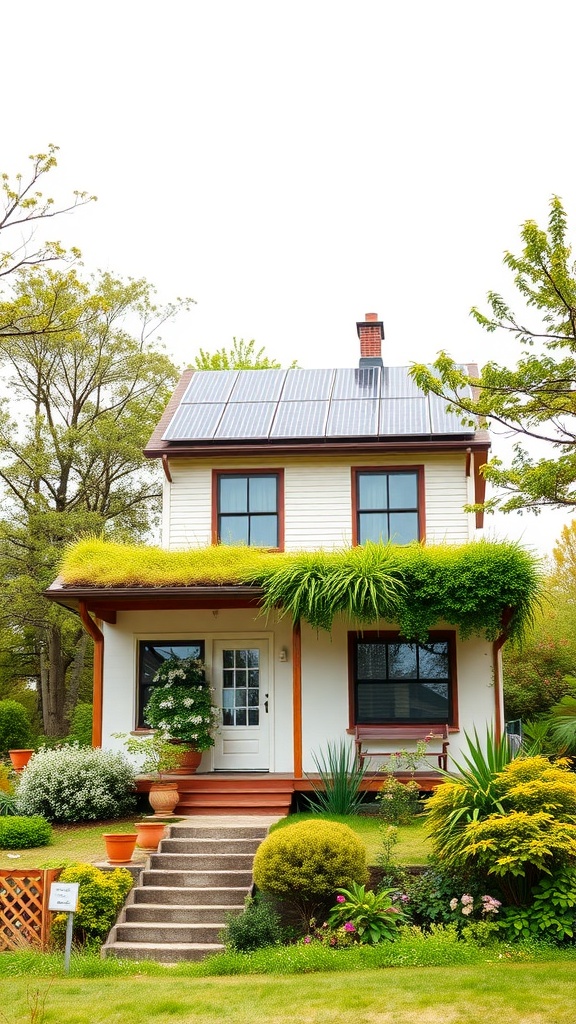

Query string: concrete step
160 837 263 854
133 886 248 907
115 921 225 944
149 853 256 871
141 868 254 888
126 903 243 924
106 941 224 963
169 824 269 840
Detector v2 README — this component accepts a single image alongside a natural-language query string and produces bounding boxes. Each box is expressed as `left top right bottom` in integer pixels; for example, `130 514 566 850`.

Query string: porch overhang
44 579 265 622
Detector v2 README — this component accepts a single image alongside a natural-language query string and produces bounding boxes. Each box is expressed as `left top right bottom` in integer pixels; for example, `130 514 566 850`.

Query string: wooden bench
354 725 450 771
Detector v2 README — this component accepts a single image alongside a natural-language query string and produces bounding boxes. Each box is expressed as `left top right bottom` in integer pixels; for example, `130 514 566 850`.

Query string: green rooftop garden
59 538 541 642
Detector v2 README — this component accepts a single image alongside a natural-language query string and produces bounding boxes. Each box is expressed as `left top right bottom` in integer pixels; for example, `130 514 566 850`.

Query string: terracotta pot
148 781 179 817
9 749 34 772
102 832 137 864
169 746 203 775
135 821 168 850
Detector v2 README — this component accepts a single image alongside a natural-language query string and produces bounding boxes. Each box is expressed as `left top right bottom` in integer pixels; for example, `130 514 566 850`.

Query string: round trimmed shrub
15 745 137 823
0 815 52 849
253 820 368 900
0 699 34 755
51 863 133 948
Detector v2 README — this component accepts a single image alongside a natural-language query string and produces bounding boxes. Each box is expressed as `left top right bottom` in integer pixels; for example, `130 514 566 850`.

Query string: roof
145 366 488 458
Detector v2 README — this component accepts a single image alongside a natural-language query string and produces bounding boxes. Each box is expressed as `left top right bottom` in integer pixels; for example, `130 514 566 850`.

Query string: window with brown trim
352 467 424 545
348 631 457 726
212 470 284 549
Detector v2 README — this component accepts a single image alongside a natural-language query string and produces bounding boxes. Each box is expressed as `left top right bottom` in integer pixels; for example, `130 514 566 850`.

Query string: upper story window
213 470 284 548
352 467 424 545
137 640 204 729
349 632 456 726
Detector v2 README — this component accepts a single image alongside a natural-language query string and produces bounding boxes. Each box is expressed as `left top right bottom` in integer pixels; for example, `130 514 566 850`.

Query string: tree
192 337 296 370
411 196 576 514
0 267 185 734
1 144 95 291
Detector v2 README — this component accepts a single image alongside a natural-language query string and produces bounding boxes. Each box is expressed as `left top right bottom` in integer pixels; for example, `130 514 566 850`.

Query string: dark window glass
137 640 204 729
354 639 450 725
218 474 278 547
357 471 419 545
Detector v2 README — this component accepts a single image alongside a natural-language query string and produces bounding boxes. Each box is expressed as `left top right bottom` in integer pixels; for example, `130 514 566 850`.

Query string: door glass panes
221 648 260 727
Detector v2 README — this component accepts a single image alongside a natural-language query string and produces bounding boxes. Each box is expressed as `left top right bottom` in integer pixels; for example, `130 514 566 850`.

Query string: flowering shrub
302 918 357 948
377 777 420 825
15 745 136 823
449 893 501 918
327 882 408 944
144 657 219 750
51 863 133 949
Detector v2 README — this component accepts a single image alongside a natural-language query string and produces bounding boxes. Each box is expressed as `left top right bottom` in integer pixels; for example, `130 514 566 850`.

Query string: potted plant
143 657 220 772
114 730 182 816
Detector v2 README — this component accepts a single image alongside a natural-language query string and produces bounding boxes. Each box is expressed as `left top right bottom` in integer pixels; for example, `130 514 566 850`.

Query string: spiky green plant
306 740 369 815
548 695 576 752
425 728 514 863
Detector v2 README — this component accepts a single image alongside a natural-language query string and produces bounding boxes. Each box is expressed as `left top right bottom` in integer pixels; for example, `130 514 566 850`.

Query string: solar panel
326 400 379 436
379 398 430 435
229 369 287 403
270 401 330 438
281 368 335 401
161 365 478 443
162 402 225 441
214 402 277 439
428 392 474 434
180 370 238 404
332 367 381 400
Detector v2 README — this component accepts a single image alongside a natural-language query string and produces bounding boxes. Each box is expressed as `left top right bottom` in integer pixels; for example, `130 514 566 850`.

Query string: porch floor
136 771 444 816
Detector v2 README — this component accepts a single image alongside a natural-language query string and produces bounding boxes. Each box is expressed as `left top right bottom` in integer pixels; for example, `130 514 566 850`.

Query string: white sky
3 0 575 556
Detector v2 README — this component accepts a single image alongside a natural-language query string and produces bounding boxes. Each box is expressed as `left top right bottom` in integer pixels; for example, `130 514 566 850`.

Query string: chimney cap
356 314 384 340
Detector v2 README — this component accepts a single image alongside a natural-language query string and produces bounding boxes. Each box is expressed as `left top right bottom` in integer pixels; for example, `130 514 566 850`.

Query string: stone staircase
103 820 271 962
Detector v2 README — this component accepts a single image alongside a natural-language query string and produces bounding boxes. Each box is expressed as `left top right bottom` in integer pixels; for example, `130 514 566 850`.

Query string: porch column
292 618 303 778
79 602 104 748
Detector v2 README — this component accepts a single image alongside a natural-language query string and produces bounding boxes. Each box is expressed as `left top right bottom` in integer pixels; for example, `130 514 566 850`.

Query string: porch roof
44 577 264 621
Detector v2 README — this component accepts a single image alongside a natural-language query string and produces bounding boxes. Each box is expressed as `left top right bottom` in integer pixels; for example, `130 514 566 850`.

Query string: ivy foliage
61 538 541 642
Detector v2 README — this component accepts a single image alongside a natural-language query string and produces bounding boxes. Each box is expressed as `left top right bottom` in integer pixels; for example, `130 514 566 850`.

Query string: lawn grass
0 817 165 870
270 811 431 865
0 811 430 869
2 960 576 1023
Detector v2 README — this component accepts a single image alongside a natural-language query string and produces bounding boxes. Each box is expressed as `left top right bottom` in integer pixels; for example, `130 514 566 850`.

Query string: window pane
359 512 388 544
220 477 247 513
222 689 234 709
138 640 204 729
357 681 449 723
220 516 249 545
388 512 419 544
222 708 234 726
419 643 449 678
357 643 387 679
247 650 260 668
388 473 417 509
236 709 247 726
249 476 276 512
248 709 259 725
235 650 248 668
358 473 387 510
250 515 278 547
222 670 234 689
235 688 247 708
248 688 259 706
388 644 417 679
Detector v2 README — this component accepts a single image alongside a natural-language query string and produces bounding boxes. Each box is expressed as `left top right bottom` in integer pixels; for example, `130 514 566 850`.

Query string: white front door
212 641 270 770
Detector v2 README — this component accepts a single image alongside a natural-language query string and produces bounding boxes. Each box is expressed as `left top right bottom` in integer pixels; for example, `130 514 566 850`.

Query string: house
46 312 535 812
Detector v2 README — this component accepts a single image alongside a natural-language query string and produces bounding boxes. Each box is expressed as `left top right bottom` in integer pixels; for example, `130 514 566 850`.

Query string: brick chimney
357 312 384 367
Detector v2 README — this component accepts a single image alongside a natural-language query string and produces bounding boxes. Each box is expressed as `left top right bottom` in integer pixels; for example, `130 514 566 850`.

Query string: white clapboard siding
163 454 473 551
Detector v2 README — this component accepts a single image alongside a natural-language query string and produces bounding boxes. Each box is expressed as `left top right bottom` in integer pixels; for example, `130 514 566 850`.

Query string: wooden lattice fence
0 869 60 950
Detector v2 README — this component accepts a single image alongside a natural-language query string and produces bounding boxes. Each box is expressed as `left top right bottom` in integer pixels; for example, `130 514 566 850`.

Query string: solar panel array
163 366 474 442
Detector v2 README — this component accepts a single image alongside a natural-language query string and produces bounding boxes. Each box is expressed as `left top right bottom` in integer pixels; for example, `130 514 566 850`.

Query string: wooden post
292 618 302 779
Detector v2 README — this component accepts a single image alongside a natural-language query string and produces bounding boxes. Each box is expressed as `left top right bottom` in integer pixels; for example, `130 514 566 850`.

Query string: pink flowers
343 922 355 932
336 894 346 903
